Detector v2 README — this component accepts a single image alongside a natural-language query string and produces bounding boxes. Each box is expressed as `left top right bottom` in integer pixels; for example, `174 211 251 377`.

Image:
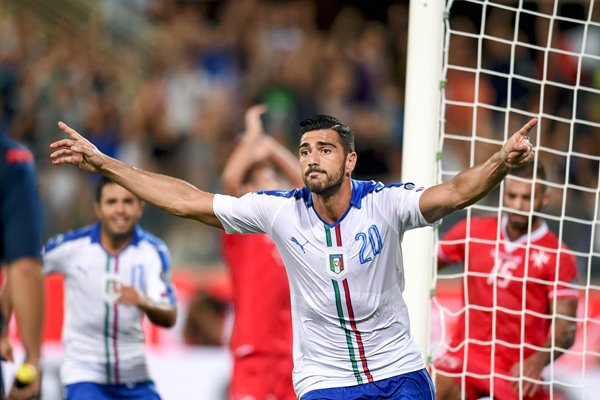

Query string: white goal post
401 0 445 358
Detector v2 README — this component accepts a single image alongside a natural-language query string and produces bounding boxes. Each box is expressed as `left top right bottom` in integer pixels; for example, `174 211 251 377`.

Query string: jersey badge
102 273 122 304
325 249 348 278
531 250 550 269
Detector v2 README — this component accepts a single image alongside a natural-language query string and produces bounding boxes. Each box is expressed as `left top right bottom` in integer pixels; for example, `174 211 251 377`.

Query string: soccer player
221 105 303 400
0 130 44 400
433 163 578 400
49 114 537 399
42 177 177 400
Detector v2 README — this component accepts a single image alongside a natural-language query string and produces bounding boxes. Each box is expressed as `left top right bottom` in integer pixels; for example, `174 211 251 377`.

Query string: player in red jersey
433 163 579 400
221 105 303 400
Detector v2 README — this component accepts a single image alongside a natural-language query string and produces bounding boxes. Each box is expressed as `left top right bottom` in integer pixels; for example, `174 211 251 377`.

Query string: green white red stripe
325 224 373 383
103 253 120 384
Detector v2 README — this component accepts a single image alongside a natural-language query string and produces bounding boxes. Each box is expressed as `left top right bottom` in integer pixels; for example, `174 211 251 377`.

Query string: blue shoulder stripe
256 188 302 199
350 180 422 208
43 224 97 253
254 181 421 210
136 226 176 305
136 226 171 271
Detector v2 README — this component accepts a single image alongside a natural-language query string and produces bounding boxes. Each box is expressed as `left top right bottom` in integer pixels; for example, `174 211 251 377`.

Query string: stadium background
0 0 598 398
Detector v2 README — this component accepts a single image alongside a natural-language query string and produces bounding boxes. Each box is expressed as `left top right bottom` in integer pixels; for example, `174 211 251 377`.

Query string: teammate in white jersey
49 114 537 399
42 177 177 400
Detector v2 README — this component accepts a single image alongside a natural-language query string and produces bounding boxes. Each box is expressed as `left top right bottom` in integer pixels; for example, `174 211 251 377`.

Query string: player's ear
346 151 357 175
94 202 101 219
540 186 551 209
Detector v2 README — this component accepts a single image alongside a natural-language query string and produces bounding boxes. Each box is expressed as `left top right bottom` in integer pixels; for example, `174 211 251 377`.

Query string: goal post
401 0 445 359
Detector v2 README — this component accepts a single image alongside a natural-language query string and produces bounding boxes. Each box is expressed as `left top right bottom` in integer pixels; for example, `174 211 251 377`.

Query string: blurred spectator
183 290 229 347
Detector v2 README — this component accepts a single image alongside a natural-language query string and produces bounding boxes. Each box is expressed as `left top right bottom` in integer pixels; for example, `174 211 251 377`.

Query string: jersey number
355 225 383 264
486 259 518 288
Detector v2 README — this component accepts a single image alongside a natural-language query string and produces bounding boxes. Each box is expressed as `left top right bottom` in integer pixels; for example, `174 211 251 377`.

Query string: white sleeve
376 184 431 232
41 235 69 275
213 192 277 235
144 242 176 306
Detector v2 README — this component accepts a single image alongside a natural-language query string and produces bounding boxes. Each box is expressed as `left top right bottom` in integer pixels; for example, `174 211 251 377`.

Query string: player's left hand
501 118 537 168
116 285 146 308
510 355 545 398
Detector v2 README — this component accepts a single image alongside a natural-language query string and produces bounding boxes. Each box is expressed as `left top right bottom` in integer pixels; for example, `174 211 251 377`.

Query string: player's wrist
136 293 151 311
22 357 40 369
528 350 550 368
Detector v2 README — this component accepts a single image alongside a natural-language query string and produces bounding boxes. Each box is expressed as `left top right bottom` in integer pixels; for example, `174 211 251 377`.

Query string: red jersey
438 216 578 372
222 232 293 358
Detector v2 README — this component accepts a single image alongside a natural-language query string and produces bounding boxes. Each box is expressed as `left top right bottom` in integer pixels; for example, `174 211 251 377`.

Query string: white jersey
42 223 176 386
214 179 430 397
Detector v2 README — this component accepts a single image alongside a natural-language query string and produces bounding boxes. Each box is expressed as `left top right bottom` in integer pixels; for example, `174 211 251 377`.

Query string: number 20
355 225 383 264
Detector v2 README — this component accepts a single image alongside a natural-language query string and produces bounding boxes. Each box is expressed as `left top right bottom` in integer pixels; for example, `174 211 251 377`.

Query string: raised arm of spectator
420 118 537 223
221 105 268 196
221 105 302 196
51 122 222 228
264 135 304 189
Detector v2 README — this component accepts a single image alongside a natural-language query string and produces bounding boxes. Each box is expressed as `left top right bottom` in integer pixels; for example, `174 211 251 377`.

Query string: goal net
429 1 600 399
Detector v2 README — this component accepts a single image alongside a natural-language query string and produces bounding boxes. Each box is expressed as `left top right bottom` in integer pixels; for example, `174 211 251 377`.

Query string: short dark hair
95 176 114 203
299 115 355 154
507 163 547 191
242 160 271 185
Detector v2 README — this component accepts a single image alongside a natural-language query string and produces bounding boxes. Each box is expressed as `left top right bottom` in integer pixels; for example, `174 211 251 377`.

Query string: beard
104 223 135 243
507 213 537 233
303 164 346 198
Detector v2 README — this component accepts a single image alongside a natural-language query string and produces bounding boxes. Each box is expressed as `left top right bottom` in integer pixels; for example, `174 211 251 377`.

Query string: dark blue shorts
301 368 435 400
64 381 161 400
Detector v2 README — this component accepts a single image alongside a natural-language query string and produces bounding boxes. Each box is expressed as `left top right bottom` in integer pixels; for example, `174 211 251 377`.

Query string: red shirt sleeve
438 219 469 265
547 245 579 300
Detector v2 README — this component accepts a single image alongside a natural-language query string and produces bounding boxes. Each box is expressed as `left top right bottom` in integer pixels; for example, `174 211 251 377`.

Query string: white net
431 1 600 399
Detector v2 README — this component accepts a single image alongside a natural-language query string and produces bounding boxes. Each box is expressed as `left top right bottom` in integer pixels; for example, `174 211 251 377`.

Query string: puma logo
291 237 309 254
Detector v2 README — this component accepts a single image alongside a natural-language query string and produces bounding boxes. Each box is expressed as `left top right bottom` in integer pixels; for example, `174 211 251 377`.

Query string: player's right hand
50 121 106 173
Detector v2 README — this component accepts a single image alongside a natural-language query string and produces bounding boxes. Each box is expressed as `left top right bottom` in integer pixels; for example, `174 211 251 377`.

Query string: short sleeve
438 219 468 264
547 246 579 300
42 235 69 275
213 193 278 235
145 241 176 306
373 184 431 232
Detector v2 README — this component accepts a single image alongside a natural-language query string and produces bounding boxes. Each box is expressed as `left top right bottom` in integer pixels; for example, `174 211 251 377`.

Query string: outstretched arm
420 118 537 223
51 122 223 228
221 105 267 196
266 135 304 188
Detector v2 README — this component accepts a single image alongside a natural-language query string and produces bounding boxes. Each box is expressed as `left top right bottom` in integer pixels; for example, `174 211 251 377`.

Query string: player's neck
312 180 352 224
